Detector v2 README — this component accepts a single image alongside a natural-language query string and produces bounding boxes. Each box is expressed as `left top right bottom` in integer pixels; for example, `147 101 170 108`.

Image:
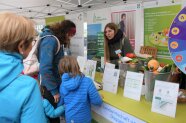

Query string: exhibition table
92 73 186 123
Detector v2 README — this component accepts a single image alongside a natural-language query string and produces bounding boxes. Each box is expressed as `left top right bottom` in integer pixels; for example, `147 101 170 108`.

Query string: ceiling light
123 0 127 3
47 13 52 16
77 5 82 7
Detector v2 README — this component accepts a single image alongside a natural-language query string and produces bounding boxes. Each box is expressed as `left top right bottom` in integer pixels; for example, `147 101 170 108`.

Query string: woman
0 12 46 123
104 22 133 67
39 20 76 123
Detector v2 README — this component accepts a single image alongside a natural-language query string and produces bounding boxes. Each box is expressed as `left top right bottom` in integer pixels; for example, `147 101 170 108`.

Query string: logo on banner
170 41 178 49
178 14 186 22
93 13 107 23
171 27 180 35
175 55 183 62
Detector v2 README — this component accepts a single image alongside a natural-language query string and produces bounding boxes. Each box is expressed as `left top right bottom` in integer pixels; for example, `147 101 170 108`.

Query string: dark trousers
42 86 60 123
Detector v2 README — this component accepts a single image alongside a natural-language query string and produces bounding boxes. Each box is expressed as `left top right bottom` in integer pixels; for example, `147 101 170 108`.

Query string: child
57 56 102 123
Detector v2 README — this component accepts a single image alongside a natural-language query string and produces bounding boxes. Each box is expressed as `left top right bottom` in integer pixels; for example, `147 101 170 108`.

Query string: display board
168 7 186 74
111 10 136 50
144 5 181 57
66 13 85 56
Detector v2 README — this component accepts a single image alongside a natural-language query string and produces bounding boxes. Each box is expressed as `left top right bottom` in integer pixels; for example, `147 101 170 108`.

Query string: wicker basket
178 89 186 103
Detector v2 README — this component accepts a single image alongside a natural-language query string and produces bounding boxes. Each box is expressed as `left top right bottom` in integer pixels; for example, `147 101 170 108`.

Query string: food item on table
147 59 159 72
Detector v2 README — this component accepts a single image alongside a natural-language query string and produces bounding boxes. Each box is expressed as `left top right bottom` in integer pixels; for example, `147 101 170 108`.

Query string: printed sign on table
123 71 144 101
102 67 120 94
151 80 179 118
84 60 97 80
77 56 87 72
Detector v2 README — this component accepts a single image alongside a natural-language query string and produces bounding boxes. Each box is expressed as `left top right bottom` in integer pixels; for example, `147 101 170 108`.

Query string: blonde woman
0 12 46 123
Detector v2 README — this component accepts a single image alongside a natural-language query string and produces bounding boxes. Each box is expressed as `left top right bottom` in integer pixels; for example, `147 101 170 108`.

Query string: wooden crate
140 46 157 59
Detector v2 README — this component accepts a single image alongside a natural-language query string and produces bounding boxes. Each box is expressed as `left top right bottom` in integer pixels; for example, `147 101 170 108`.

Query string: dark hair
121 13 126 18
48 20 76 47
58 56 82 77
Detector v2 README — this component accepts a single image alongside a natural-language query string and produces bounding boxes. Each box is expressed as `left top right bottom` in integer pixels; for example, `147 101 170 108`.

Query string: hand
53 93 60 103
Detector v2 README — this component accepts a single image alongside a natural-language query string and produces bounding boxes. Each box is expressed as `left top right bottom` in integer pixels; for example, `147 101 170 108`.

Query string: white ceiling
0 0 155 19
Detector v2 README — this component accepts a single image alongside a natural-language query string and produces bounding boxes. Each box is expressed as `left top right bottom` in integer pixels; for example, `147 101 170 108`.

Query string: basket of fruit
143 59 172 101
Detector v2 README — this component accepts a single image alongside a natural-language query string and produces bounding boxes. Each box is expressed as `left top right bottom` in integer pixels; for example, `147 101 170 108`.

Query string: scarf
108 29 123 44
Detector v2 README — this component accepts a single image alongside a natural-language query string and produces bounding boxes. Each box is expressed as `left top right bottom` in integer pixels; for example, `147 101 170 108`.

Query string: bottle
159 64 172 73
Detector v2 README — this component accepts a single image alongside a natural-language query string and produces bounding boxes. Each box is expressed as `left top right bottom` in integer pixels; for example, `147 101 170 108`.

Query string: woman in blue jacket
39 20 76 123
57 56 103 123
0 12 46 123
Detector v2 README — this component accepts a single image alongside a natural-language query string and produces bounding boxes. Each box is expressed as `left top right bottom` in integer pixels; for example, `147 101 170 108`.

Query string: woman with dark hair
39 20 76 123
104 22 133 67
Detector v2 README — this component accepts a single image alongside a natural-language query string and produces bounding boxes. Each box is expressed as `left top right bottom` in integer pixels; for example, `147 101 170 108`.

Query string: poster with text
87 8 111 30
111 10 136 50
87 24 103 71
66 13 84 56
87 8 111 72
144 5 181 57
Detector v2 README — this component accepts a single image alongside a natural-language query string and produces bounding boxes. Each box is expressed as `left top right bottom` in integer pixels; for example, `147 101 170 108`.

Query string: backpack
23 35 61 75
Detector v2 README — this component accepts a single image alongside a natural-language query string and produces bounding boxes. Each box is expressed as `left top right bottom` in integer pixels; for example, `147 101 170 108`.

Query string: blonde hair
0 12 36 52
58 56 82 77
104 23 118 62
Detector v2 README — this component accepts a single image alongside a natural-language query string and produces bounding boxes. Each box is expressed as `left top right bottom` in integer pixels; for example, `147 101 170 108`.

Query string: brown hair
0 12 36 53
58 56 82 77
48 20 76 48
104 23 118 62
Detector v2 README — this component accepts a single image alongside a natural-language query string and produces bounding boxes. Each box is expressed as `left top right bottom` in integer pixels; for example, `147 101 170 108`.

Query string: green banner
97 32 104 57
144 5 181 57
45 16 65 25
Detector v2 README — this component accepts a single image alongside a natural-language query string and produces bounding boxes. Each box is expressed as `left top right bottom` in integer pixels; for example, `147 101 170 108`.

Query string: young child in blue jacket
44 56 103 123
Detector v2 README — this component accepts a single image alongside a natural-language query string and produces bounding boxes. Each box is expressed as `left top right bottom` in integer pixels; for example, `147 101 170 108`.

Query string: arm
21 81 47 123
122 37 134 56
43 99 65 118
39 37 59 96
88 79 103 106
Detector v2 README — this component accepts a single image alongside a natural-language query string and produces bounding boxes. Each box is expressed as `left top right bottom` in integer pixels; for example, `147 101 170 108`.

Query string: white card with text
77 56 87 72
123 71 144 101
103 68 120 94
105 62 115 70
84 60 97 81
151 80 179 118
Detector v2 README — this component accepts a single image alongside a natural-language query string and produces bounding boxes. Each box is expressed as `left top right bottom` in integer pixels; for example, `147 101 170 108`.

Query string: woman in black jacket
104 22 133 67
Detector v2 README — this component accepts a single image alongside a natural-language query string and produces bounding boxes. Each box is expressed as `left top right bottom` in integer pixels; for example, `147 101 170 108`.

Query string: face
105 27 115 40
122 16 126 21
67 33 75 40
